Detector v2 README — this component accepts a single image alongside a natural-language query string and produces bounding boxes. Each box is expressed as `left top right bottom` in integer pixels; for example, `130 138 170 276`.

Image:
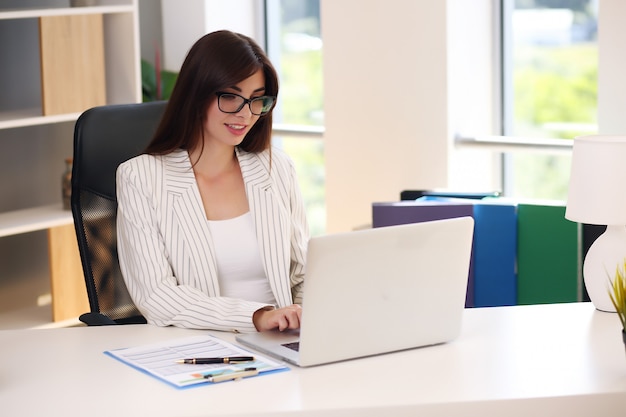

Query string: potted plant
608 258 626 352
141 47 177 102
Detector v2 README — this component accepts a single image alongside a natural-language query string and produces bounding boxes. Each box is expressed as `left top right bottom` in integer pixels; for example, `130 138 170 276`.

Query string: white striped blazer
116 147 309 332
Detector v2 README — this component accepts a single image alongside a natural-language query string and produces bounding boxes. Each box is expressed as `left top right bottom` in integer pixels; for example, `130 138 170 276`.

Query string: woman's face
204 69 266 149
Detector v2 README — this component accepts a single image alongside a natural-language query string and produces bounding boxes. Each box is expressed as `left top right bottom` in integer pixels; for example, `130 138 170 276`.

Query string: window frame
454 0 598 198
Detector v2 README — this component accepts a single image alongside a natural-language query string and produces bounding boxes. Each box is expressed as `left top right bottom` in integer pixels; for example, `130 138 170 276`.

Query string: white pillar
321 0 451 233
598 0 626 134
160 0 261 72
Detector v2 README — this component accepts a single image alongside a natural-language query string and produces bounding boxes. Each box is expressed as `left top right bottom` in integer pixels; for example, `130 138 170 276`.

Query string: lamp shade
565 135 626 225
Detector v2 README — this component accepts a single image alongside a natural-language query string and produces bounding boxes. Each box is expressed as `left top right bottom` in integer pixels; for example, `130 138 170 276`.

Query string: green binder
517 202 580 304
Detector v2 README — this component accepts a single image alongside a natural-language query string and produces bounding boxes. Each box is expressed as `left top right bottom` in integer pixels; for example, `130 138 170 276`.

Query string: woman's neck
189 144 247 221
189 144 237 179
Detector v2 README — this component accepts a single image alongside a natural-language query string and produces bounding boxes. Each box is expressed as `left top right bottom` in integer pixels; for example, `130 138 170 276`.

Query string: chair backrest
71 101 167 325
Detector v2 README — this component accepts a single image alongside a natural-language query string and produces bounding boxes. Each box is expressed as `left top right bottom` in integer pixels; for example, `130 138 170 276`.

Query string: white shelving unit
0 0 141 328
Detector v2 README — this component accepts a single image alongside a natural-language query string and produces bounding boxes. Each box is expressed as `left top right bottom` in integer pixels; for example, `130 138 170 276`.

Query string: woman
116 30 308 333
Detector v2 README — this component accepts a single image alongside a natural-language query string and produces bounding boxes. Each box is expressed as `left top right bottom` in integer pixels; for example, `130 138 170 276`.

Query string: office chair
71 101 167 325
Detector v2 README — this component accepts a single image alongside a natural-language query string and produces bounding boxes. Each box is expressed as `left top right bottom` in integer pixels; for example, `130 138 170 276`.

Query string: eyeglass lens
218 93 274 115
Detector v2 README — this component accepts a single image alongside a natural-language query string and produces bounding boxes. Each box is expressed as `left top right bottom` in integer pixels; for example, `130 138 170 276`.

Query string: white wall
322 0 499 233
447 0 501 194
598 0 626 134
159 0 262 72
322 0 450 233
138 0 163 64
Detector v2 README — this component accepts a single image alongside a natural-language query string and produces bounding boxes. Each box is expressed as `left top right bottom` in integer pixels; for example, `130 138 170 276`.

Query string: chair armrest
79 312 118 326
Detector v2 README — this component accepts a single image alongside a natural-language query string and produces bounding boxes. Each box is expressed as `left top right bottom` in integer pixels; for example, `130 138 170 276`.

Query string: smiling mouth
227 124 246 130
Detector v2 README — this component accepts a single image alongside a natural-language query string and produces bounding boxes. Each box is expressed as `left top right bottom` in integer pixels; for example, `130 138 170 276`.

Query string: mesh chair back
71 101 167 324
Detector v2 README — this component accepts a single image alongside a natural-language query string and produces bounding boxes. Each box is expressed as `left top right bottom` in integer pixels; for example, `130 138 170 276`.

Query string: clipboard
105 334 289 389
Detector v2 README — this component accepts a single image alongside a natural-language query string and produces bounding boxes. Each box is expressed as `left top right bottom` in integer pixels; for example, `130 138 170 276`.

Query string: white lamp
566 135 626 312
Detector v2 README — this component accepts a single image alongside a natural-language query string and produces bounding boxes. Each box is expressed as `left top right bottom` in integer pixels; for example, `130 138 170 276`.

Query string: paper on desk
105 334 288 389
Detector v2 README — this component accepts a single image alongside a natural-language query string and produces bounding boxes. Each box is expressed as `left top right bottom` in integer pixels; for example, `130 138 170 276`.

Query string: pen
175 356 255 364
204 368 259 383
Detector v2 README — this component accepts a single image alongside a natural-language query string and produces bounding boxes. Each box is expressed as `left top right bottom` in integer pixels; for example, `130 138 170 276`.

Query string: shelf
0 204 89 323
0 204 73 238
0 2 140 126
0 303 82 330
0 304 53 330
0 5 134 20
0 0 138 329
0 109 81 129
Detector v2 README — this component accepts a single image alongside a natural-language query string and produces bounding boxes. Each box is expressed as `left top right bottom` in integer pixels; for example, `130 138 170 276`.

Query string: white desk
1 302 625 417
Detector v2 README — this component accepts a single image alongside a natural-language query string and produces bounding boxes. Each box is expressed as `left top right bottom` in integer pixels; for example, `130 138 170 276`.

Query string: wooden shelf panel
40 13 107 115
48 223 89 322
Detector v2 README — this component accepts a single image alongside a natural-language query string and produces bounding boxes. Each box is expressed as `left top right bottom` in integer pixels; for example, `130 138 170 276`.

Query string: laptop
236 216 474 367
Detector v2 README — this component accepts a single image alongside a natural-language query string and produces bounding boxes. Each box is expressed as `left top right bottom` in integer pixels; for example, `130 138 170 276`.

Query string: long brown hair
144 30 279 156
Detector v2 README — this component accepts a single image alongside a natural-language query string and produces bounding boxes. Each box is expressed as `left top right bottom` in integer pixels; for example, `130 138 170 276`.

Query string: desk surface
2 302 625 417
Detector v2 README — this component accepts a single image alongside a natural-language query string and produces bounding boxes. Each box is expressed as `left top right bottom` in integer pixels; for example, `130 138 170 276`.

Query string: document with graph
105 334 288 389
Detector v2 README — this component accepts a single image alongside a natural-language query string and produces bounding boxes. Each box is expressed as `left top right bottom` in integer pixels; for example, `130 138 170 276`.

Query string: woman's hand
253 304 302 332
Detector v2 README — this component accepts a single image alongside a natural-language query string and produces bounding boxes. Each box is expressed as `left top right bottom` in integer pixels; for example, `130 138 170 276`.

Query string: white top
208 212 277 305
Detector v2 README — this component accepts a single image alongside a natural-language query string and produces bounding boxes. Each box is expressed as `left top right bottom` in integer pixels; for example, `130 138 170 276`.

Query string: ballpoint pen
175 356 255 364
204 368 259 383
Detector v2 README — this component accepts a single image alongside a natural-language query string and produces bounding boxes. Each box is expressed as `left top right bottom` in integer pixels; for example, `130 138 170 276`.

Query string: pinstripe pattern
116 147 309 332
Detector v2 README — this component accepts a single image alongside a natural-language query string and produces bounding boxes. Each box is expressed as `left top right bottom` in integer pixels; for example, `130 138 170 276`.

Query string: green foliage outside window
513 44 597 140
280 49 324 126
510 43 597 201
279 45 325 235
276 7 326 235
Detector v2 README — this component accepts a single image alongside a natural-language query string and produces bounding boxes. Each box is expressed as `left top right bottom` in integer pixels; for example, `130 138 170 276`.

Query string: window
501 0 598 199
265 1 598 228
265 0 325 235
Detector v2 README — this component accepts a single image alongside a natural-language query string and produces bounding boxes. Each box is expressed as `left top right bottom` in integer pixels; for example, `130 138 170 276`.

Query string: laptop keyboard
281 341 300 352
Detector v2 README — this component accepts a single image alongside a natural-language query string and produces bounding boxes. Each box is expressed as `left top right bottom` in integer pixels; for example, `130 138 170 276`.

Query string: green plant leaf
160 70 178 100
608 259 626 329
141 59 178 102
141 59 157 102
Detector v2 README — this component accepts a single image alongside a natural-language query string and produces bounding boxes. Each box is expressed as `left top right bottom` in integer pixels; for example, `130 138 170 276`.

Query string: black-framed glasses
215 92 276 116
